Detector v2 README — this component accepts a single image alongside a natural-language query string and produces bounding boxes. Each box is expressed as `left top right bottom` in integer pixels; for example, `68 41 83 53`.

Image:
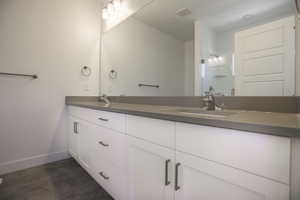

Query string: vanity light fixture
102 0 123 20
107 2 115 16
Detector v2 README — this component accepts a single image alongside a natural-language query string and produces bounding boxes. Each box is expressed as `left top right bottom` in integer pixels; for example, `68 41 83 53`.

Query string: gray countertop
66 100 300 137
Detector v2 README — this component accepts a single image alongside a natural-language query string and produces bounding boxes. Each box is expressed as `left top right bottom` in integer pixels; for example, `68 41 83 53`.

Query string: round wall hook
109 69 118 79
81 66 92 77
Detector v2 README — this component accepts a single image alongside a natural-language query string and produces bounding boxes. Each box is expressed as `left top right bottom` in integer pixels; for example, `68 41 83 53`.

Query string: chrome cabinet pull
99 172 109 180
98 141 109 147
98 117 109 122
74 122 79 134
175 163 181 191
165 159 171 186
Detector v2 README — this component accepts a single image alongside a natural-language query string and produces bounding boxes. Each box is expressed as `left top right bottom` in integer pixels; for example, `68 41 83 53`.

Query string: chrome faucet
99 94 111 107
203 92 224 111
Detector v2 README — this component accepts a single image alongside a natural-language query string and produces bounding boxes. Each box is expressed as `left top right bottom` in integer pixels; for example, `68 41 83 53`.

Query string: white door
127 137 174 200
235 16 295 96
68 116 79 159
174 152 289 200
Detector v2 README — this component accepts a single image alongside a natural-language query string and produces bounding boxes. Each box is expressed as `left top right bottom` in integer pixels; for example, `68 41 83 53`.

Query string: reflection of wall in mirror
195 21 234 96
194 21 216 96
102 17 190 96
184 41 195 96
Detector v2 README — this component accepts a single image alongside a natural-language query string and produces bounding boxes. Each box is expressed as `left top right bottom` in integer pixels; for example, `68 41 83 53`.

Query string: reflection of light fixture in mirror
107 2 115 16
232 54 235 76
207 54 224 65
201 59 206 78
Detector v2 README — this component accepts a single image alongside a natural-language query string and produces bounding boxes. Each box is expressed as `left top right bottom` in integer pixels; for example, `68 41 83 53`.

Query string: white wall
184 41 195 96
0 0 101 174
102 17 185 96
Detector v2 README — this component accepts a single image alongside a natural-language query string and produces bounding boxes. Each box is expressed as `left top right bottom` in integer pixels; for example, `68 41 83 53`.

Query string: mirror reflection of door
200 16 296 96
235 16 295 96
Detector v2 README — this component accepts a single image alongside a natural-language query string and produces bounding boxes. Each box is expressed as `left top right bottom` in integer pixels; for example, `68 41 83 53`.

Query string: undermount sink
164 108 237 118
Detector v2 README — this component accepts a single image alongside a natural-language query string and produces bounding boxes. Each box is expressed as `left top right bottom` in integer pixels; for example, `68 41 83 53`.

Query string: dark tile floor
0 158 113 200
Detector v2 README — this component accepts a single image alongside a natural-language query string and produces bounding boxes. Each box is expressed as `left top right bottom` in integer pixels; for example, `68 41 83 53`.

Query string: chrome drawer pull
98 141 109 147
165 159 171 186
98 117 109 122
73 122 79 134
99 172 110 180
175 163 181 191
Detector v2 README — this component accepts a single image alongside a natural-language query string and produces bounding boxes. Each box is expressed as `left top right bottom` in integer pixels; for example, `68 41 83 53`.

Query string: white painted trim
0 151 70 175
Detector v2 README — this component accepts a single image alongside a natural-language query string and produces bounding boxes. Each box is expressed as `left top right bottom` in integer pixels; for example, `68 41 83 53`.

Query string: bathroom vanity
66 99 300 200
66 1 300 199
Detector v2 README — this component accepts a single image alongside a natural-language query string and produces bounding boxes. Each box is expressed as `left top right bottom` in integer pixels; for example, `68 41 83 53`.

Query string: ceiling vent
176 8 192 17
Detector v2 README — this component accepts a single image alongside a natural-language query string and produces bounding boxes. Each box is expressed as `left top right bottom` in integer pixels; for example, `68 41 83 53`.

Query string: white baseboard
0 151 71 175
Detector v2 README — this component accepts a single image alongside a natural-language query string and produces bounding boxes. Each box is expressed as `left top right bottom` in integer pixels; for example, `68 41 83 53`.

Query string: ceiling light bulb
102 8 109 20
208 58 213 63
214 57 218 62
113 0 122 10
218 56 223 61
107 2 115 16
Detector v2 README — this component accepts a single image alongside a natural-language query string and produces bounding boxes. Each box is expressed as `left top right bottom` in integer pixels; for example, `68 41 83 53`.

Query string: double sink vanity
66 96 300 200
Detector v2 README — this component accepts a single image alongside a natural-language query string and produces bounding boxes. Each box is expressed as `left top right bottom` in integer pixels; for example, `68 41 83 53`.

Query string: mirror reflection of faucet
203 86 224 111
99 94 111 107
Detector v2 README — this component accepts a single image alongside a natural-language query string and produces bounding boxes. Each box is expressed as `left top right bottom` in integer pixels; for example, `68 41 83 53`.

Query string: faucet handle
215 103 225 111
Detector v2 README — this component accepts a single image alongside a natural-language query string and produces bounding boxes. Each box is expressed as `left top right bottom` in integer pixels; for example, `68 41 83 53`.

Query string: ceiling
133 0 294 41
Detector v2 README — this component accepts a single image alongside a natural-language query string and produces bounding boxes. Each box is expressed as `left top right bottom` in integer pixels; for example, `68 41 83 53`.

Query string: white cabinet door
127 137 174 200
174 152 289 200
68 117 79 159
235 16 295 96
76 119 94 172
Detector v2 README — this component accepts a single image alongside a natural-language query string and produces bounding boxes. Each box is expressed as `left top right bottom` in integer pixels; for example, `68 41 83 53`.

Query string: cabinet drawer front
68 106 126 133
126 115 175 148
93 126 127 168
175 152 289 200
176 123 291 184
93 161 126 200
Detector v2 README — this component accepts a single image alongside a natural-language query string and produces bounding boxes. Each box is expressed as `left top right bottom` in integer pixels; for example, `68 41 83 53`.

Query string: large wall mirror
101 0 298 96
